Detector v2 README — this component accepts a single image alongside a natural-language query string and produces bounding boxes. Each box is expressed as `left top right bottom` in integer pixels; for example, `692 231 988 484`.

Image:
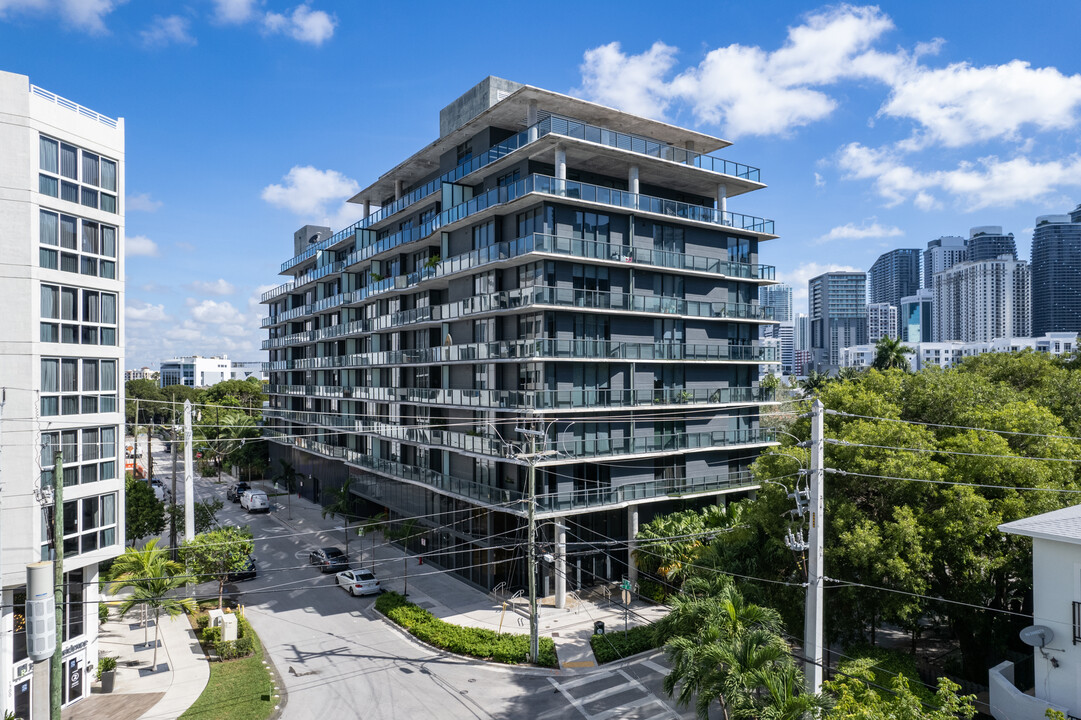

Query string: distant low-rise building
124 366 156 382
840 332 1077 371
159 355 266 387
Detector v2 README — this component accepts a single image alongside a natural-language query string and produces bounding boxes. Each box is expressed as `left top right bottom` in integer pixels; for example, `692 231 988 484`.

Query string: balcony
279 114 765 274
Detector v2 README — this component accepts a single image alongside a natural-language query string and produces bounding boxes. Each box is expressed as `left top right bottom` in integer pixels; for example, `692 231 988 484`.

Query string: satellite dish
308 233 321 244
1019 625 1054 648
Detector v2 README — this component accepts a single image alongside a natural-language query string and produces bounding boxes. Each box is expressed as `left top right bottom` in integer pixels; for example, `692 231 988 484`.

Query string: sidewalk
64 603 209 720
251 474 669 672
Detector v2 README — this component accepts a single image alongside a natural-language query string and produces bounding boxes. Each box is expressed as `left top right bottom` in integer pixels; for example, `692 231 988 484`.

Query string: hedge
590 623 661 664
198 612 256 662
375 591 557 667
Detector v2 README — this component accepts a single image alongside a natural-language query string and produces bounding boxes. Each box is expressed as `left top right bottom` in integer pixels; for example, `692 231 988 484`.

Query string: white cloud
838 142 1081 211
187 279 235 296
815 221 903 244
882 60 1081 149
126 302 168 325
781 261 863 313
576 41 679 120
261 165 363 228
263 4 334 45
140 15 195 47
127 192 163 212
187 299 246 326
814 172 826 188
211 0 256 23
0 0 123 32
127 235 160 257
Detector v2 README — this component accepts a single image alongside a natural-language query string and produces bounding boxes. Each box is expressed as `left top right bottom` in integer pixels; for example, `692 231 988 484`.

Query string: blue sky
2 1 1080 368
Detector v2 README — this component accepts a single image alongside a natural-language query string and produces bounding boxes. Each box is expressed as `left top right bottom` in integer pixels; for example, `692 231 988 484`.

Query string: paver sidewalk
236 473 669 671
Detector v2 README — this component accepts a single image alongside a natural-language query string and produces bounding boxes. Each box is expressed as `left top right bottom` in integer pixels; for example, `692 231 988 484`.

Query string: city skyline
1 2 1080 366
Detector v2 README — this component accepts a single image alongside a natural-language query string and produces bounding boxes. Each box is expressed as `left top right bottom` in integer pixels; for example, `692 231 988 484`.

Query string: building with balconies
809 271 867 374
260 77 779 598
0 70 125 718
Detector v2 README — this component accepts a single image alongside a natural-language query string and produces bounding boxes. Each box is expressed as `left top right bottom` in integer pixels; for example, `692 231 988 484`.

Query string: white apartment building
123 366 154 382
933 255 1030 342
0 71 125 717
867 302 898 342
923 235 967 287
840 332 1076 372
158 355 265 387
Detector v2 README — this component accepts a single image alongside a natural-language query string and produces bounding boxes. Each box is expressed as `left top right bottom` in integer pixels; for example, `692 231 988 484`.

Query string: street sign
620 579 631 591
621 589 631 605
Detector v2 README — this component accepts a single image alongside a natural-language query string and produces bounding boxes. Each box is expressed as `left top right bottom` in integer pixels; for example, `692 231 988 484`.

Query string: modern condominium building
923 235 967 288
966 226 1016 262
0 70 125 717
867 302 898 342
759 283 792 323
868 248 920 336
158 355 265 388
261 77 779 597
809 271 867 373
900 288 934 344
1031 206 1081 336
933 256 1030 342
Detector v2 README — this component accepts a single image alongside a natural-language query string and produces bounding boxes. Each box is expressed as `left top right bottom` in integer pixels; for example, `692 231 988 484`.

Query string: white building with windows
867 302 898 342
158 355 265 387
0 71 124 717
840 333 1077 371
123 366 154 382
933 256 1030 342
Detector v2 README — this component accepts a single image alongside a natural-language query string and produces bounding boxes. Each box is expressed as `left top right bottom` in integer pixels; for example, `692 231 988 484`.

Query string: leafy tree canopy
125 472 165 545
181 525 254 608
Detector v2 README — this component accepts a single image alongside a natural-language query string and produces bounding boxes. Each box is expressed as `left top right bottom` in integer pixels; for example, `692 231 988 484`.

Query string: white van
240 489 270 513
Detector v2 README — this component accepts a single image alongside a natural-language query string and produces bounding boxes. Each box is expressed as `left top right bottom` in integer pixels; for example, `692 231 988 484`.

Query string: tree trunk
152 608 161 669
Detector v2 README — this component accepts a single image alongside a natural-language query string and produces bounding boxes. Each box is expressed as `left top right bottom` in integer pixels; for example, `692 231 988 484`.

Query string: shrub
375 591 557 667
99 603 110 625
201 626 221 644
96 655 117 680
196 614 210 630
637 580 668 603
590 624 660 664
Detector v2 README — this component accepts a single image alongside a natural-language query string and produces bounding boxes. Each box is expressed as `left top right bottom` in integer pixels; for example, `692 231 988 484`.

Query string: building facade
933 256 1030 342
809 271 867 373
867 302 898 342
759 283 792 323
261 77 780 596
0 71 125 717
1031 206 1081 336
123 366 155 382
868 248 920 335
900 288 934 344
840 332 1077 372
923 235 967 288
158 355 265 387
966 225 1016 262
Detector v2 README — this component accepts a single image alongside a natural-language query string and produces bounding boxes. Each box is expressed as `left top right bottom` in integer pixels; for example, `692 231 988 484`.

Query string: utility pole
513 424 543 664
183 400 194 542
804 398 825 694
170 427 179 560
51 449 64 720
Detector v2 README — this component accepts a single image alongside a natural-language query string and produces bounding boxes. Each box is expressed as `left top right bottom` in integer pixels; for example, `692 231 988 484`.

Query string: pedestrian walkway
235 473 670 672
64 600 209 720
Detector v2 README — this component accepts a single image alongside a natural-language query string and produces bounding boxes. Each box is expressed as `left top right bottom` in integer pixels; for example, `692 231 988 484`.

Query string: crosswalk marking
548 665 683 720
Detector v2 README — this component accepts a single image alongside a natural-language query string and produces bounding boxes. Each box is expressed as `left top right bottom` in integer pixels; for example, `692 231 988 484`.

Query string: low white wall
989 661 1070 720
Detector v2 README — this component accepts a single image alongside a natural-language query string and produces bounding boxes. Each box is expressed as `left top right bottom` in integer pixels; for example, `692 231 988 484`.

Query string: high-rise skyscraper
759 283 792 323
0 70 125 717
869 248 920 336
900 288 934 343
924 235 967 288
1031 206 1081 336
809 271 867 373
261 76 780 598
933 257 1030 342
867 303 898 342
965 226 1016 262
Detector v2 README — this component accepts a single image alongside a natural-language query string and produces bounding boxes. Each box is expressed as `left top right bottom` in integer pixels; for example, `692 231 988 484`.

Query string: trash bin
594 620 605 635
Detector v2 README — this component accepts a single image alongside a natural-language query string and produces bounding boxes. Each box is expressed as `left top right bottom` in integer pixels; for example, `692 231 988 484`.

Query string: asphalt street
140 438 704 720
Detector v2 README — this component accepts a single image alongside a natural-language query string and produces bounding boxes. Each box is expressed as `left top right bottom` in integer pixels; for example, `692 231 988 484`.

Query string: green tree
125 473 165 546
871 336 913 371
108 539 195 669
181 526 255 608
824 658 975 720
799 370 831 395
635 505 739 595
166 497 223 539
202 377 265 416
276 459 298 520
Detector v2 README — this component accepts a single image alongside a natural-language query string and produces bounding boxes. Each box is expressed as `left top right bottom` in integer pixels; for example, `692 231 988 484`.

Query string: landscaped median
375 591 558 667
181 604 279 720
589 623 661 664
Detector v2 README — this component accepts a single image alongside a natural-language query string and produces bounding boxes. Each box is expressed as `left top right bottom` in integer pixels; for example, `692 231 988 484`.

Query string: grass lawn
180 609 278 720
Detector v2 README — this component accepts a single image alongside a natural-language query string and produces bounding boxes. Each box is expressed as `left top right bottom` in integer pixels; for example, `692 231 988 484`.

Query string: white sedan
336 569 381 596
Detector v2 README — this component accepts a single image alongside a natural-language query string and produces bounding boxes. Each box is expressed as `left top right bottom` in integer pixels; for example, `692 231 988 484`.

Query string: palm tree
322 477 356 561
871 335 913 371
798 370 831 396
109 539 195 670
837 366 865 381
277 459 297 520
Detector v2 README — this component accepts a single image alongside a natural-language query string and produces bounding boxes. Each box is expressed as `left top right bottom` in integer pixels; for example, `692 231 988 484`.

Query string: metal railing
30 85 118 129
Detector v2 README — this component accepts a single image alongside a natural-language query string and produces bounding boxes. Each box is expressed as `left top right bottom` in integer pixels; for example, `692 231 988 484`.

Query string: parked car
240 489 270 513
226 482 251 503
149 478 170 502
309 547 348 573
336 569 380 596
226 556 257 583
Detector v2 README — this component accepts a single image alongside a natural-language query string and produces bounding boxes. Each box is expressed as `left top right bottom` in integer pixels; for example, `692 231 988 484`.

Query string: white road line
548 676 591 719
640 659 668 676
592 696 673 720
576 681 646 707
552 670 614 691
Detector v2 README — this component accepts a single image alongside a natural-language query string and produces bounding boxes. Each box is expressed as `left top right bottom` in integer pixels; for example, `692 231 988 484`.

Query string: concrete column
394 179 403 201
362 199 370 218
628 165 640 195
555 145 567 180
527 99 539 142
627 505 639 588
554 518 567 609
716 183 728 216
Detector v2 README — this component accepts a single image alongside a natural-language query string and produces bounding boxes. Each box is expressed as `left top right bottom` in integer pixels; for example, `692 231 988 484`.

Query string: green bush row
198 613 256 661
590 624 660 664
375 592 557 667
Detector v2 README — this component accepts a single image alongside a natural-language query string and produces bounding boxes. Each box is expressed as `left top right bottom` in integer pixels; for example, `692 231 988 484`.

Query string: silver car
336 569 380 596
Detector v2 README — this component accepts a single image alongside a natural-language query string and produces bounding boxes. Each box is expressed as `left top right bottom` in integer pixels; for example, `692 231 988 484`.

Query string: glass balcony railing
266 431 763 514
263 385 776 411
278 114 764 275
